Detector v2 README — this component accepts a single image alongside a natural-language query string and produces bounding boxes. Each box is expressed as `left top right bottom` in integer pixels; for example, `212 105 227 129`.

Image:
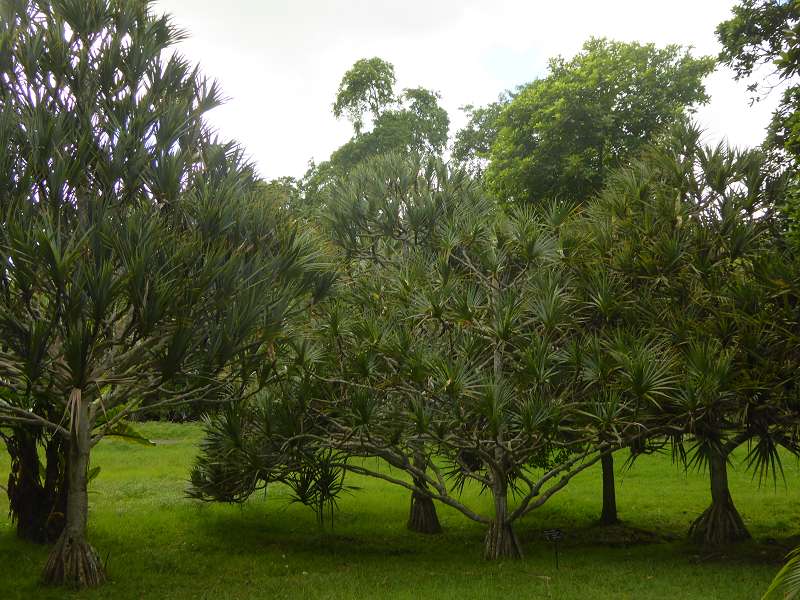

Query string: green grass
1 422 798 599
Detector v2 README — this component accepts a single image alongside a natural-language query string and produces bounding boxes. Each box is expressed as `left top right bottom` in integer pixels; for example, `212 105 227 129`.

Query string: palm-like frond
764 546 800 600
744 433 787 489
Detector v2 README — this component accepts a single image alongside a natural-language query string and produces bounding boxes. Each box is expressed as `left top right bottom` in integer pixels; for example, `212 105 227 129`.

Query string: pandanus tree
190 153 678 559
191 153 474 534
319 154 682 558
326 153 460 533
580 122 800 545
327 155 680 531
323 153 478 534
0 0 327 587
564 209 683 525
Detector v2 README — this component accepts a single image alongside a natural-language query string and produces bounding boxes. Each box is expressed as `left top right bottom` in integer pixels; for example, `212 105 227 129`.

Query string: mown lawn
1 422 798 599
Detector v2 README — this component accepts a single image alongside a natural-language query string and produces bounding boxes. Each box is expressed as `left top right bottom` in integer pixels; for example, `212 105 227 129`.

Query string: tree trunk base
689 500 751 546
484 521 523 560
599 512 620 526
4 429 68 544
42 530 106 588
10 483 50 544
407 492 442 534
600 452 618 526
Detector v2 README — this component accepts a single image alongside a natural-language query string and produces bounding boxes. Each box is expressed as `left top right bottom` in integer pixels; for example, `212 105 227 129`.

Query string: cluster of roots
689 501 751 546
42 533 106 588
407 492 442 534
484 521 523 560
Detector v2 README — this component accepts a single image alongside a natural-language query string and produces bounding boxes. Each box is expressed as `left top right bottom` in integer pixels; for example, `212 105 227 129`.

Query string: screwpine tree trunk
689 449 750 545
600 452 619 525
4 428 68 543
43 435 69 541
407 452 441 534
484 477 522 560
6 428 49 543
483 286 521 559
407 488 442 534
42 390 105 588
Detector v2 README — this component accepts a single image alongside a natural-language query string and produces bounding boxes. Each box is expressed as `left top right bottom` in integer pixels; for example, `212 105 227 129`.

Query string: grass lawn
1 422 798 599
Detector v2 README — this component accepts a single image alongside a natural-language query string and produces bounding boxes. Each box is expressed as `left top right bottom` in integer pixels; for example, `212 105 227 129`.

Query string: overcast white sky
153 0 781 181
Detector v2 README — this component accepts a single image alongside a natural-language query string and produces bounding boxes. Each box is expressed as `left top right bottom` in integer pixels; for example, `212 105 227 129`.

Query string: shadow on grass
183 496 797 574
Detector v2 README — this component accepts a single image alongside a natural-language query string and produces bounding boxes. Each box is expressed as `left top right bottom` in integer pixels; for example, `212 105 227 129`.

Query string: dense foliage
302 58 449 205
717 0 800 159
582 123 800 544
468 39 714 204
718 0 800 249
0 0 328 587
717 1 800 594
1 0 799 594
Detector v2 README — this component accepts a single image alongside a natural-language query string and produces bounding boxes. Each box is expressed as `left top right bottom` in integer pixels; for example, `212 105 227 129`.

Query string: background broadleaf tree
451 96 507 178
717 0 800 247
0 0 329 587
456 38 714 203
332 56 397 136
301 58 449 206
717 0 800 159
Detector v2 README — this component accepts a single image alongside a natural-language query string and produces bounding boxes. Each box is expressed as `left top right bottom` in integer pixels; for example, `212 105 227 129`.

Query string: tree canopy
451 97 507 176
484 38 715 204
0 0 329 586
193 151 684 559
580 122 799 544
333 57 397 135
303 58 449 204
717 0 800 243
2 0 800 594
